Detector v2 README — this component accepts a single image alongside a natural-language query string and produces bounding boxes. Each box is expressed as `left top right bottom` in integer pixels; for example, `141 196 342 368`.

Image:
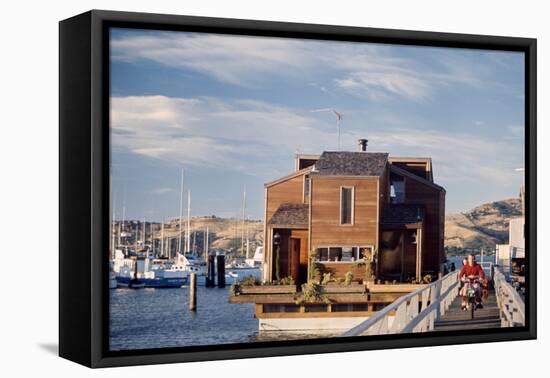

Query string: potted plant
322 271 366 293
232 275 298 295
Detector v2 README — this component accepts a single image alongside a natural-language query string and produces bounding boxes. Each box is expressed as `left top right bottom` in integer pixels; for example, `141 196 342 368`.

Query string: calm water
110 285 338 351
110 285 258 351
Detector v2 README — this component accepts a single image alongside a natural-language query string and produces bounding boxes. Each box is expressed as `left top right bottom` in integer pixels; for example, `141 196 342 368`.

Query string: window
390 173 405 204
304 304 328 313
332 303 369 312
316 247 341 262
263 304 299 313
304 175 310 203
340 186 354 225
315 246 373 262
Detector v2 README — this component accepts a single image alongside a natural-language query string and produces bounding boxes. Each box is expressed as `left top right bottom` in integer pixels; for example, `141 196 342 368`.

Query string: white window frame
339 186 355 225
315 245 374 263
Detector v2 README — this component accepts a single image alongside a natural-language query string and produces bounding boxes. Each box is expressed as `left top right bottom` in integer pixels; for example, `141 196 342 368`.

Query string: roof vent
358 139 368 152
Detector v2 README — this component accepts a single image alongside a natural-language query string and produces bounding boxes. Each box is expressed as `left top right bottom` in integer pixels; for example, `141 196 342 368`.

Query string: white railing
342 271 460 336
493 268 525 327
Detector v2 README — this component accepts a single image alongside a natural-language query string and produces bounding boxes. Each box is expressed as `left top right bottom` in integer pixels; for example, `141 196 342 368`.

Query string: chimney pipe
358 139 368 152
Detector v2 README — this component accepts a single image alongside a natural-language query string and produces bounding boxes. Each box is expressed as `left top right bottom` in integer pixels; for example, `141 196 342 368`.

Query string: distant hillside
152 216 264 256
121 199 521 255
445 198 522 250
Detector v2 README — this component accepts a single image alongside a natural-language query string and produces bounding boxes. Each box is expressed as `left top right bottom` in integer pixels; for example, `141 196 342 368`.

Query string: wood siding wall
315 262 367 283
264 174 307 280
310 176 379 249
402 178 444 273
266 175 305 223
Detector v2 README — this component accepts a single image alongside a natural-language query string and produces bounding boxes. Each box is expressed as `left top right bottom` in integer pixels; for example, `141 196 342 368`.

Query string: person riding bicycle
459 254 485 311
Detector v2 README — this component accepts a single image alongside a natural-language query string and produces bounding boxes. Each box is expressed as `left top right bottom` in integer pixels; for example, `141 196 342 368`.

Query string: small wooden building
230 140 445 331
263 141 446 285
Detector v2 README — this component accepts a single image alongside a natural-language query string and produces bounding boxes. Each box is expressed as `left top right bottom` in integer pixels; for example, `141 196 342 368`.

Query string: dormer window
390 173 405 204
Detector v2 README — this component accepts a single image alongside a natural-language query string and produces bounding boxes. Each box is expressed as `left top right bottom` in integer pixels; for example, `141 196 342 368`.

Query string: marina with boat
109 141 527 350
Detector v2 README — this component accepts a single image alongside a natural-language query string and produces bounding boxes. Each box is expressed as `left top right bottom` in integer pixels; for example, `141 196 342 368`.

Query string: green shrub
295 281 330 305
238 275 261 286
308 250 321 282
321 272 333 285
278 276 295 285
344 271 353 286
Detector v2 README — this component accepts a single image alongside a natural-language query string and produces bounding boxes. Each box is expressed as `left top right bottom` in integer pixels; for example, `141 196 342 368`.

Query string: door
298 240 308 284
379 230 404 281
289 237 300 283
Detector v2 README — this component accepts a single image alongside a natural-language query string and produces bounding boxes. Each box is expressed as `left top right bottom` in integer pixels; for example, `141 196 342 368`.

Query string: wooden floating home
230 139 446 332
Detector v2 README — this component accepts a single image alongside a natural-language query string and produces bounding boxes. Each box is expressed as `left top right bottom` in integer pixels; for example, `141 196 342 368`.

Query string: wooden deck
433 289 501 331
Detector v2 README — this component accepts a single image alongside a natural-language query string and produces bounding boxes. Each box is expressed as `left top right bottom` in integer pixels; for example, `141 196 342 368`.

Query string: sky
109 28 525 222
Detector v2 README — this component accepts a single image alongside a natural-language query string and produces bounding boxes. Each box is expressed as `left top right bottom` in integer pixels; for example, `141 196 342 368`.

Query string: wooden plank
257 311 379 319
238 285 297 294
228 293 395 304
432 289 502 332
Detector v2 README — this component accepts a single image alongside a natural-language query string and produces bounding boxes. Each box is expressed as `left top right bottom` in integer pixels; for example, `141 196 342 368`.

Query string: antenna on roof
311 108 343 151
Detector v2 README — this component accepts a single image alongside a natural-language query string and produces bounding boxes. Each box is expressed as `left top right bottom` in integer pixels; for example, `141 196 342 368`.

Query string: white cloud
112 33 312 86
112 94 523 193
367 126 524 200
111 32 494 101
111 95 340 178
150 187 175 195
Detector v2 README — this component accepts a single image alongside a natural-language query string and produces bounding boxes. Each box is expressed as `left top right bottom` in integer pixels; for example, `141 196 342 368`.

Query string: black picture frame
59 9 537 368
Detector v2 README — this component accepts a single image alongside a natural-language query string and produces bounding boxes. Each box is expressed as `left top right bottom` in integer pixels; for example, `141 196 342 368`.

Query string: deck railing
342 271 460 336
493 267 525 327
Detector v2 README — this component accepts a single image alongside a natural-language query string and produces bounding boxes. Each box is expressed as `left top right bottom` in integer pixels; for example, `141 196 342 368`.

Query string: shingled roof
314 151 388 176
381 204 425 228
268 203 309 226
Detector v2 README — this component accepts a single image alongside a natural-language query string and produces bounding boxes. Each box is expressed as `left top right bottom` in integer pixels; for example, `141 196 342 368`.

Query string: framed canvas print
59 10 537 368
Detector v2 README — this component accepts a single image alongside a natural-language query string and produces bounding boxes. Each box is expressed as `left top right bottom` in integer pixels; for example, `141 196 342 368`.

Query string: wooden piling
217 255 226 288
206 254 216 287
189 272 197 311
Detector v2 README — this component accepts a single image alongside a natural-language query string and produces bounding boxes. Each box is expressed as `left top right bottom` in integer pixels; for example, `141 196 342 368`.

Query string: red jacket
459 263 485 279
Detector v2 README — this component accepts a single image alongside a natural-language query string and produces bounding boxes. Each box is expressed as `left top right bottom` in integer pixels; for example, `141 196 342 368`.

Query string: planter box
323 283 366 294
238 285 297 294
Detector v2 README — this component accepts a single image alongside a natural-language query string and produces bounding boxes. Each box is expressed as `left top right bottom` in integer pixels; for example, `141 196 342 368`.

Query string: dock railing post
189 272 197 311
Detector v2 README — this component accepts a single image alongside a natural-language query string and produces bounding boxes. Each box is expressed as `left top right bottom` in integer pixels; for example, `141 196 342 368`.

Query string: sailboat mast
160 221 164 257
142 217 146 248
151 221 155 257
186 190 191 254
120 199 126 248
111 190 116 260
246 215 250 260
241 185 246 256
134 221 138 251
206 227 209 259
178 168 184 256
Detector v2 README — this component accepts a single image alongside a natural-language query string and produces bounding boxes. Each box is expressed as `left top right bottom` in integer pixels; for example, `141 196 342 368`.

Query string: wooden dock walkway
342 267 524 337
433 289 501 331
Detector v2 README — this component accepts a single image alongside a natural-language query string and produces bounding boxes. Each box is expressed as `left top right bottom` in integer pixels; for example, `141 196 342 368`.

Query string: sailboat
172 168 206 278
224 187 262 285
